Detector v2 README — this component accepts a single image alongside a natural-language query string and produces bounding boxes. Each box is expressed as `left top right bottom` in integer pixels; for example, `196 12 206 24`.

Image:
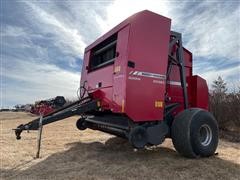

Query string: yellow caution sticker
121 100 125 112
155 101 163 108
97 101 101 107
114 66 121 73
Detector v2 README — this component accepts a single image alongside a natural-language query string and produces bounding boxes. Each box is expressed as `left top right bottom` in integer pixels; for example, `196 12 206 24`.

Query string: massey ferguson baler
14 10 218 158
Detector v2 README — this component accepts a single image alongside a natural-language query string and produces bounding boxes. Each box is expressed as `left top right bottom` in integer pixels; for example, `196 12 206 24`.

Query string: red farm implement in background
30 96 66 116
14 10 218 158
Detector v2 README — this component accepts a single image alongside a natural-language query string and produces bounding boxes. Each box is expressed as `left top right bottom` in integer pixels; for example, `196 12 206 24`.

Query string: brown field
1 112 240 180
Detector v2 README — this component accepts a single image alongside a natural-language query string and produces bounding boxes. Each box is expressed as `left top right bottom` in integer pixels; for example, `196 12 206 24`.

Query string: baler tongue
13 97 100 140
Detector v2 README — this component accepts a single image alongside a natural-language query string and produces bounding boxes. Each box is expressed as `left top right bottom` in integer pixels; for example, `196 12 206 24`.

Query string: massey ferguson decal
129 71 166 80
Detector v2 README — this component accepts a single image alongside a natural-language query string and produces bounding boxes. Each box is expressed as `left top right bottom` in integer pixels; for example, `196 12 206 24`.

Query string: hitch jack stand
36 114 43 158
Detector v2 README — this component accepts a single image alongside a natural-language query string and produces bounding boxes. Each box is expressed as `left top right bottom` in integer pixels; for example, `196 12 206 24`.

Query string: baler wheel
171 108 218 158
129 126 148 149
76 118 87 131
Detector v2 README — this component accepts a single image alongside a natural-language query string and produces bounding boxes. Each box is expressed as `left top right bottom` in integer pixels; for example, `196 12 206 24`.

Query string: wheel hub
199 124 212 146
129 126 147 149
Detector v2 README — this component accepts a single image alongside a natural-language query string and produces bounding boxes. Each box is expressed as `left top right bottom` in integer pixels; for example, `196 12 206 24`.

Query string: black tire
54 96 66 106
171 108 218 158
129 126 148 149
76 118 87 130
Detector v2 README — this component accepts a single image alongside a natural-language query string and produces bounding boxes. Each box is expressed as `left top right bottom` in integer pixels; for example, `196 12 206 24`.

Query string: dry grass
1 112 240 180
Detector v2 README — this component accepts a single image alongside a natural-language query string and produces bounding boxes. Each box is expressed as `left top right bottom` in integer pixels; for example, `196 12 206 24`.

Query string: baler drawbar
14 97 99 140
14 10 218 158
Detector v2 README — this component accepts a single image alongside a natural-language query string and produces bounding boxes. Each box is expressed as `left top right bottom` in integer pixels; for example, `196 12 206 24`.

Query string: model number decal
153 80 164 84
128 76 141 81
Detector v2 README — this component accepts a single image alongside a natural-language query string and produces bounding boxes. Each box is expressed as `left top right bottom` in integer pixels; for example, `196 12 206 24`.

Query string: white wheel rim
199 124 212 146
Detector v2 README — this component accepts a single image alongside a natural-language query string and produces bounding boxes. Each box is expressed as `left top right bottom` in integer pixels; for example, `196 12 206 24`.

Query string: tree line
209 76 240 131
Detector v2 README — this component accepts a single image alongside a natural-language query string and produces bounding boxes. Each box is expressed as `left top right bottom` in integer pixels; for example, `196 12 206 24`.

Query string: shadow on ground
2 137 240 180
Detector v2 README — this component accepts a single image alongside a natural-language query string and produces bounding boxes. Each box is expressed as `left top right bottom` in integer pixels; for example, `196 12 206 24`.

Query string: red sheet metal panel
125 11 171 121
112 25 130 113
189 75 209 110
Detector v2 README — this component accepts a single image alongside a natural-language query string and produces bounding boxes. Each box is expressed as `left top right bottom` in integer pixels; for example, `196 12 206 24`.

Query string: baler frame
167 31 188 109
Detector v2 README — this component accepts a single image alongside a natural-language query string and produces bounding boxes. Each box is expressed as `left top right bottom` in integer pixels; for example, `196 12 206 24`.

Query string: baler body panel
125 12 171 121
189 75 209 109
80 10 208 122
112 25 130 112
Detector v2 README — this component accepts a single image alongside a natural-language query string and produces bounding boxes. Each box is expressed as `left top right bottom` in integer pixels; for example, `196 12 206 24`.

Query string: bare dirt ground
1 112 240 180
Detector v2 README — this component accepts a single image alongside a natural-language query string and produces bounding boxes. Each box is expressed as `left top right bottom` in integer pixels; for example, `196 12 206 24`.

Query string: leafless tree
209 76 240 130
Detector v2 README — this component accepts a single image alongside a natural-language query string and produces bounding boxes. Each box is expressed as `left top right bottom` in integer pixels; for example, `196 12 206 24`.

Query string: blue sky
1 0 240 108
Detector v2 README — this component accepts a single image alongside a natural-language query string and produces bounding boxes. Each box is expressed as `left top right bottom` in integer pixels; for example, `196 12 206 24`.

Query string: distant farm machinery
30 96 66 116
